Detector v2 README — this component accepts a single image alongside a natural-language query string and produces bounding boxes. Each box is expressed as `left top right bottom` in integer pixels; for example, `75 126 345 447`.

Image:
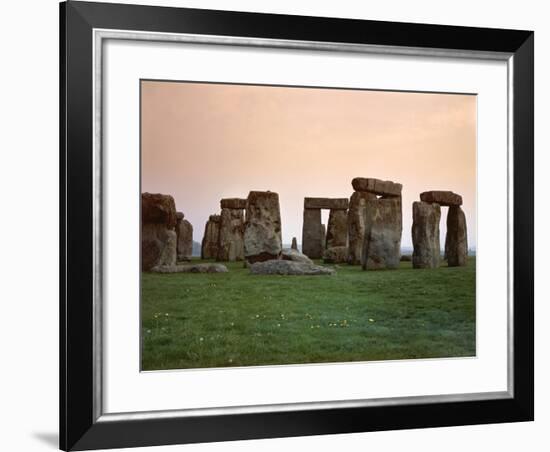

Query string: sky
141 80 476 249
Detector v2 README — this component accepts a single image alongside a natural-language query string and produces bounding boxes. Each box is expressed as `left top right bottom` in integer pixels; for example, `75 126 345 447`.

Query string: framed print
60 1 534 450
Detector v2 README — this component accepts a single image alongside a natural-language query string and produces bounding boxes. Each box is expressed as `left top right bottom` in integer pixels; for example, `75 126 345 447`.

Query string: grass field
141 257 476 370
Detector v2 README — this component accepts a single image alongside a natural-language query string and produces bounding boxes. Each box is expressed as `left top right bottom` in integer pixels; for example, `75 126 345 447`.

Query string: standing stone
244 191 282 263
445 205 468 267
291 237 298 250
302 208 323 259
323 246 348 264
175 212 193 261
412 202 441 269
141 193 177 271
217 208 245 261
326 209 348 249
175 211 184 245
347 191 377 264
321 224 326 251
362 197 402 270
178 219 193 261
201 215 220 259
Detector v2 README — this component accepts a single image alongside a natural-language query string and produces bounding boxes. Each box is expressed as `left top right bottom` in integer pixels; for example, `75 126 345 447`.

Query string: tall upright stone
302 208 323 259
291 237 298 250
352 177 403 270
178 219 193 261
412 202 441 269
326 209 348 249
361 197 402 270
201 215 220 259
175 212 193 261
175 211 184 245
445 205 468 267
347 191 377 264
244 191 282 263
217 208 245 261
302 198 348 259
141 192 177 271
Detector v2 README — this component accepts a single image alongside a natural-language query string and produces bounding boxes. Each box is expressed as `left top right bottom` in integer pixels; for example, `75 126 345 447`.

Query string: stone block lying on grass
249 259 335 276
281 248 313 264
151 263 228 273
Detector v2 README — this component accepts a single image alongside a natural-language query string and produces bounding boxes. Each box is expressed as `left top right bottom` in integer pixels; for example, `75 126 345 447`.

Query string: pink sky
141 81 476 248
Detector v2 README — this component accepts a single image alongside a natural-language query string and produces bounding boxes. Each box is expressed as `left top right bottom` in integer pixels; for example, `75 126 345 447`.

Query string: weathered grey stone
445 205 468 266
177 218 193 261
141 193 177 271
244 191 282 263
362 197 402 270
291 237 298 250
281 248 313 264
142 226 177 271
151 263 228 273
175 212 184 255
347 191 377 264
352 178 402 197
217 208 245 261
142 192 177 228
250 259 335 276
220 198 247 210
412 201 441 269
201 215 220 260
321 224 326 250
420 191 463 206
302 208 323 259
304 197 349 210
326 209 348 249
323 246 348 264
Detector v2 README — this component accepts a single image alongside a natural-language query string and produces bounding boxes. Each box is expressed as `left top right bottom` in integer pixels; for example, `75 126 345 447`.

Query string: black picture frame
60 1 534 450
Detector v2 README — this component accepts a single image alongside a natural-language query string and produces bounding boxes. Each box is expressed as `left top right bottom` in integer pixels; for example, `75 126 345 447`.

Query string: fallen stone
445 205 468 266
304 197 349 210
352 178 402 197
217 208 245 261
220 198 247 210
201 215 220 260
326 209 348 249
281 248 313 264
249 259 335 276
244 191 282 263
412 201 441 269
151 263 228 273
420 191 463 206
302 208 323 259
323 246 348 264
291 237 298 250
347 191 377 264
362 197 402 270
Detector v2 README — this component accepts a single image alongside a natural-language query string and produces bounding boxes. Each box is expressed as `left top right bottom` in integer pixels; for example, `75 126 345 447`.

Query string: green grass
141 257 476 370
